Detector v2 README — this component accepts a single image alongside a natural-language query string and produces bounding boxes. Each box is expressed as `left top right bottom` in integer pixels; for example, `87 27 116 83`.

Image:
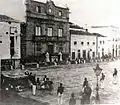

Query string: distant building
92 33 107 59
89 26 120 58
0 15 21 70
21 0 70 63
70 23 105 61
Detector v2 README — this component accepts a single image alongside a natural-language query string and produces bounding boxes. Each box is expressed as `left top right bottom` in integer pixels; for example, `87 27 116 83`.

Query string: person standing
82 83 92 104
57 83 64 105
83 78 88 88
113 68 117 77
113 68 118 84
100 73 105 81
100 73 105 89
69 93 76 105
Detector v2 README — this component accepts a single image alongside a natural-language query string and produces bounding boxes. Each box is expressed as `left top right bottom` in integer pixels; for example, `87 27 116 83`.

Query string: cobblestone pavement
19 60 120 105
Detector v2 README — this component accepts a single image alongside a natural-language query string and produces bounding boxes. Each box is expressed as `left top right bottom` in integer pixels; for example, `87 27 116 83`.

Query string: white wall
71 34 97 59
89 26 120 57
0 21 21 60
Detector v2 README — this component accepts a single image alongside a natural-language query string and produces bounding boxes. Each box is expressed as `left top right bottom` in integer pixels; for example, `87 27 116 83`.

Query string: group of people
37 75 54 91
25 67 118 105
57 68 118 105
56 78 92 105
25 71 54 91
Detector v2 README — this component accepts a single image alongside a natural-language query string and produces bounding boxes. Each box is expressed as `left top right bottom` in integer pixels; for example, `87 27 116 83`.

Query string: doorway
83 50 86 60
48 45 54 54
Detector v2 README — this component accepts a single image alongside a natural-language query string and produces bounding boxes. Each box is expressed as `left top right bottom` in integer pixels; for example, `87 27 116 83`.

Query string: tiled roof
69 22 84 29
92 33 106 37
70 30 92 35
0 14 15 22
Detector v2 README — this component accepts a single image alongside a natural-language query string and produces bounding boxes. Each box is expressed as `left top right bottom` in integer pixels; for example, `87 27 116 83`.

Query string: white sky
0 0 120 28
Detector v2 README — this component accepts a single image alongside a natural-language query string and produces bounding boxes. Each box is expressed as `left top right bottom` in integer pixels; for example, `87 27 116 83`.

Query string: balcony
33 35 67 42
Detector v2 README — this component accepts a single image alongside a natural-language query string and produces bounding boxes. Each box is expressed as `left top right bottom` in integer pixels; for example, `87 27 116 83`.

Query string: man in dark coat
82 83 92 104
83 78 88 88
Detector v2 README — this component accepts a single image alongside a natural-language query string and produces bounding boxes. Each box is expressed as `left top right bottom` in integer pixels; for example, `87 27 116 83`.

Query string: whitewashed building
89 26 120 58
70 23 96 61
70 23 106 62
0 15 21 70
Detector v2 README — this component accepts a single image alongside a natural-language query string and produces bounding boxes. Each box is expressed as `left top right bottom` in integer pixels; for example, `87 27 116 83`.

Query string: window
58 28 63 37
81 42 84 45
59 11 62 16
35 26 41 36
103 41 105 44
49 8 52 13
36 6 41 13
93 42 95 45
10 27 17 34
36 43 41 51
74 41 77 45
78 50 80 52
47 28 52 36
0 41 2 43
87 42 89 45
100 41 102 44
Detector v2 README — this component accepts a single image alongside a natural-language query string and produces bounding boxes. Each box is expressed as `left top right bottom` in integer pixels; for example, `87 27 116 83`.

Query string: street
17 59 120 105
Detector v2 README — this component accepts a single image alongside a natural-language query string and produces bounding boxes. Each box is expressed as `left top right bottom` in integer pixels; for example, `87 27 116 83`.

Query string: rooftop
0 14 19 23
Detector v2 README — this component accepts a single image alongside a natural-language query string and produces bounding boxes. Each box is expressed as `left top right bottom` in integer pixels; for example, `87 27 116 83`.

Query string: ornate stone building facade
21 0 70 63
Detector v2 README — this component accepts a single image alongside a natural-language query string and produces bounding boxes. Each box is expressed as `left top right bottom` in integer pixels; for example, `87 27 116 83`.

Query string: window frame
35 26 41 36
59 11 62 16
58 28 63 37
36 6 41 13
47 27 53 36
49 8 52 13
10 27 17 35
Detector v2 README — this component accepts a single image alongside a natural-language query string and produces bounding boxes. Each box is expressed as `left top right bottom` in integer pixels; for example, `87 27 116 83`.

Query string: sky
0 0 120 28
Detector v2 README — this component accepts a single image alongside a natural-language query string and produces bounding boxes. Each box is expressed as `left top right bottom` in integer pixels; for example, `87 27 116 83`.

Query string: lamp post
93 64 102 103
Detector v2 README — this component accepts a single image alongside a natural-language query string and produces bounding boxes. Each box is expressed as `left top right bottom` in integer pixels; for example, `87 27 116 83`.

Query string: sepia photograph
0 0 120 105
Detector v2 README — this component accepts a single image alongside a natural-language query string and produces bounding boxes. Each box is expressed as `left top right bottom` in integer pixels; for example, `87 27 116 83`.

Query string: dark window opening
81 42 84 45
74 41 77 45
87 42 89 45
72 52 75 59
36 6 41 13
